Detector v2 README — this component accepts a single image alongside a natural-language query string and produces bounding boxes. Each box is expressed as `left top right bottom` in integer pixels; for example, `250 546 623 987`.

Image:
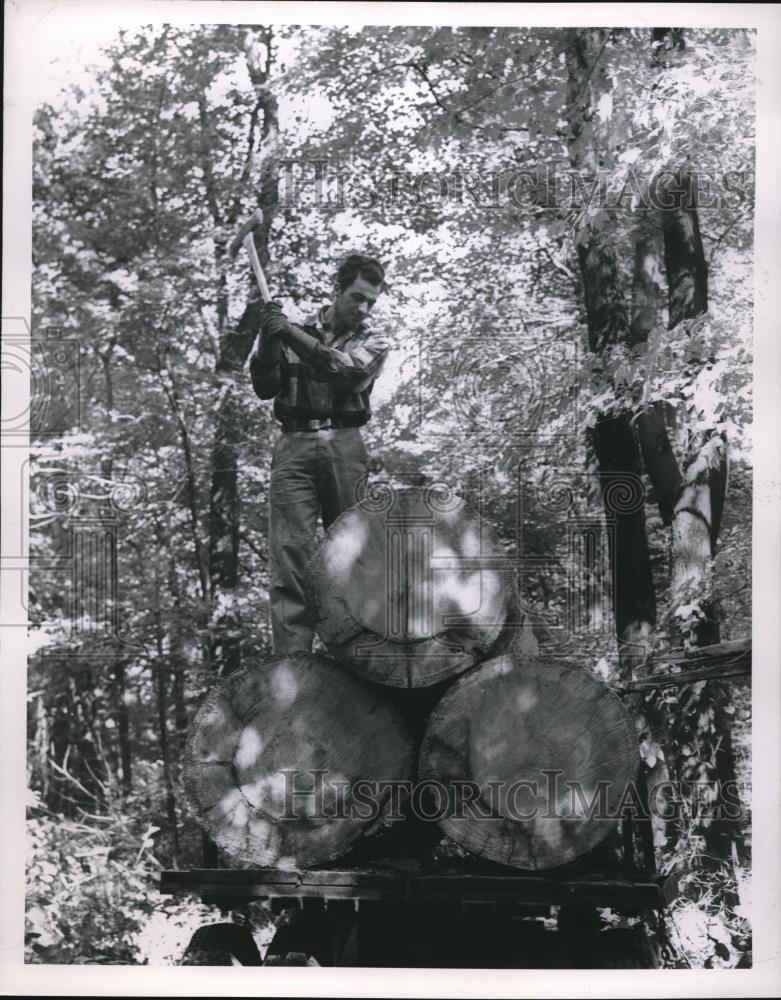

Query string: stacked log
419 655 638 869
184 488 638 871
309 486 511 687
183 653 414 869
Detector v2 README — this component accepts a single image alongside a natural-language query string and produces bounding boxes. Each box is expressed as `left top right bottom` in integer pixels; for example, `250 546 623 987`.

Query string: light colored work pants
269 427 368 654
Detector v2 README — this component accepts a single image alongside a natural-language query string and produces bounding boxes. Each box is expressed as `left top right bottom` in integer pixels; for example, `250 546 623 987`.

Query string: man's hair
336 254 386 292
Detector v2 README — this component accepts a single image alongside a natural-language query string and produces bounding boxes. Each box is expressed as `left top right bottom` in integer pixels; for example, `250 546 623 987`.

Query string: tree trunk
167 544 189 753
183 653 414 868
565 29 657 680
419 654 638 870
157 349 212 671
32 693 50 803
208 28 280 677
97 355 133 795
153 527 180 865
309 487 510 688
208 397 242 676
566 27 666 862
662 172 708 327
663 171 725 638
634 402 682 526
660 166 739 869
629 227 662 346
578 240 629 353
113 660 132 796
589 414 657 671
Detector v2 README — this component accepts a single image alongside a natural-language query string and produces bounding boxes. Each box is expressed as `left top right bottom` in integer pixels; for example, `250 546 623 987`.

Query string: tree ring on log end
183 653 414 869
419 655 638 870
309 487 511 688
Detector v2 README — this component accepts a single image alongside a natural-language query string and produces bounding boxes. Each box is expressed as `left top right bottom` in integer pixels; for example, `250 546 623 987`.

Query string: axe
229 209 272 303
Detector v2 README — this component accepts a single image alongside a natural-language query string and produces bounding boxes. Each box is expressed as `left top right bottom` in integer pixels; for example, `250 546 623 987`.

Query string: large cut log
309 486 511 688
419 655 638 870
183 653 414 869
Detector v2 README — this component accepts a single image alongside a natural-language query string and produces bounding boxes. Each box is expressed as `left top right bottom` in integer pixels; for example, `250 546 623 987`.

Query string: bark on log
419 655 638 870
309 487 510 688
183 653 414 869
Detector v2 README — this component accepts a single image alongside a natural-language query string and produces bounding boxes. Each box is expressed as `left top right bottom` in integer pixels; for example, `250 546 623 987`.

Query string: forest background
4 9 767 970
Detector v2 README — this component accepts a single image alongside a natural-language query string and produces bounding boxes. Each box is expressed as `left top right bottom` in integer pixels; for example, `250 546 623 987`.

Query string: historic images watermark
29 462 147 642
21 465 148 647
3 318 86 635
276 769 749 825
416 329 581 445
279 159 751 212
1 320 81 443
345 466 639 652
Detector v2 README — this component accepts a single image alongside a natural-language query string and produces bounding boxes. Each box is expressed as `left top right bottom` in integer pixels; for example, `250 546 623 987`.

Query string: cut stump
183 653 414 869
419 655 638 870
309 486 510 687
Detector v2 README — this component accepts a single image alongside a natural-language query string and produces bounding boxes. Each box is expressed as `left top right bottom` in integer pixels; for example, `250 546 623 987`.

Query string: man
250 253 390 654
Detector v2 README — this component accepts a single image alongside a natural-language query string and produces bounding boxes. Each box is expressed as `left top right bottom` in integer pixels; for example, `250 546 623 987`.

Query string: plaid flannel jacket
249 306 390 426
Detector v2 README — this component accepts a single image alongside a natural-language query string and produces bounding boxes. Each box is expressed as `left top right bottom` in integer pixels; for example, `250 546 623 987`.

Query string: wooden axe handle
243 233 272 303
230 208 272 303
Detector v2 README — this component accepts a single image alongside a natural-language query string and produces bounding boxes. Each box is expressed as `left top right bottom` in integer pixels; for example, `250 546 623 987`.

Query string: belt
280 417 362 432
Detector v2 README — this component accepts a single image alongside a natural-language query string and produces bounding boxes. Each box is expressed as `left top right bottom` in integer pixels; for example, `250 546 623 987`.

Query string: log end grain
419 655 638 870
184 653 414 869
310 487 511 688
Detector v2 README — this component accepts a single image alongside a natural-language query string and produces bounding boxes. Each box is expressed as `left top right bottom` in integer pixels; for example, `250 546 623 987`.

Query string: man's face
334 275 381 329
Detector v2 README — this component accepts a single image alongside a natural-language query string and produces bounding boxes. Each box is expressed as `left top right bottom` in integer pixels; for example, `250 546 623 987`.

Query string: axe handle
244 233 272 303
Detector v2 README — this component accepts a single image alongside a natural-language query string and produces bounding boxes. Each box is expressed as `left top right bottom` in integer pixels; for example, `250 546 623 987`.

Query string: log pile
183 487 641 871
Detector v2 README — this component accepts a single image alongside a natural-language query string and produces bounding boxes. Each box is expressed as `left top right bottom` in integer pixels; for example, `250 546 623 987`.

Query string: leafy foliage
28 22 753 965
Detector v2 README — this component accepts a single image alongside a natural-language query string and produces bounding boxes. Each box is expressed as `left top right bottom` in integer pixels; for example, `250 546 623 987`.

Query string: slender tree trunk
34 693 50 802
152 529 180 866
167 544 189 753
208 27 280 677
68 675 107 808
157 348 213 674
97 355 133 795
113 660 132 796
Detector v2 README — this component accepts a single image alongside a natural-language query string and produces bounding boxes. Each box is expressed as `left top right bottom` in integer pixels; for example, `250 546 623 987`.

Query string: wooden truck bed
160 858 676 910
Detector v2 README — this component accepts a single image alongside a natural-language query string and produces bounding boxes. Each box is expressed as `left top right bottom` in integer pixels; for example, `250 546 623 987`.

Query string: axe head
228 208 264 258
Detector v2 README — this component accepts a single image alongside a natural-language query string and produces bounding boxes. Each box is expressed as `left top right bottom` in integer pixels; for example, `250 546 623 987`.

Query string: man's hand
260 301 290 340
251 301 285 375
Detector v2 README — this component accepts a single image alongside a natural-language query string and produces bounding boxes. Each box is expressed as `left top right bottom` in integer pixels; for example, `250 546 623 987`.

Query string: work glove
260 301 290 339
